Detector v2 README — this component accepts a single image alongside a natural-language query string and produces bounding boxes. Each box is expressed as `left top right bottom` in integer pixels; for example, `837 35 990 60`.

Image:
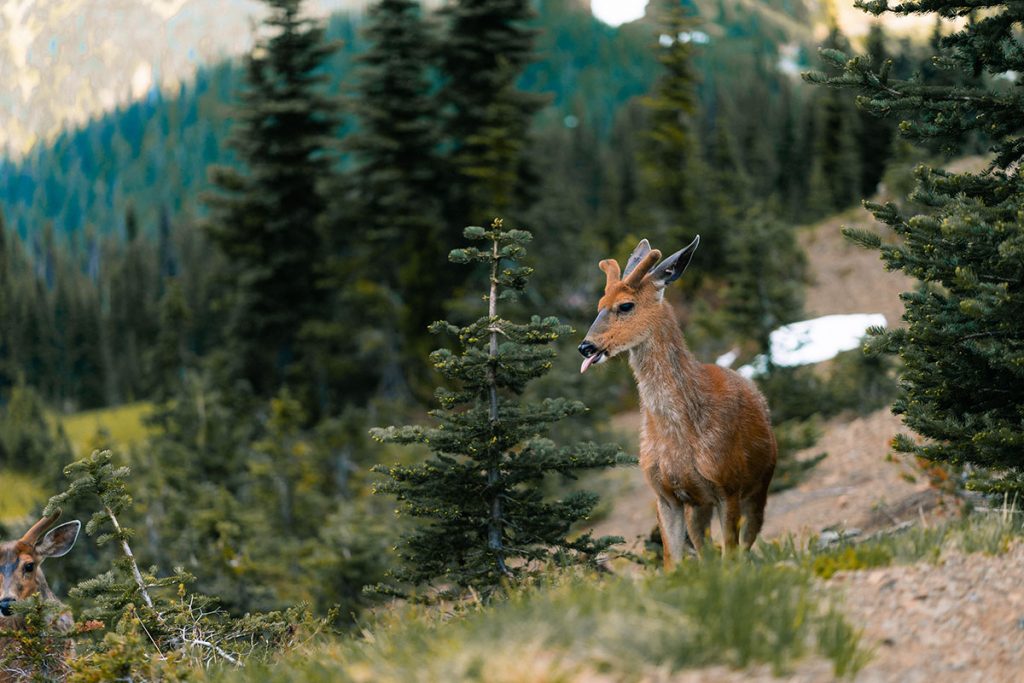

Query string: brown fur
0 513 80 681
583 244 777 566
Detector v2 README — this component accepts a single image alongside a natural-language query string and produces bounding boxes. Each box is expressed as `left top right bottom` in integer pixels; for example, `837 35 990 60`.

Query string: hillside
570 200 1024 681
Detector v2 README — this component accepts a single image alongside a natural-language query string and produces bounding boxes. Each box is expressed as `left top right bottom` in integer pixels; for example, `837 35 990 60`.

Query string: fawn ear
649 235 699 289
35 521 81 559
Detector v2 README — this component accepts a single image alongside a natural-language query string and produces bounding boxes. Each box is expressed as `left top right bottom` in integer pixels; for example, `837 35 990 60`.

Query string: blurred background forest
0 0 988 654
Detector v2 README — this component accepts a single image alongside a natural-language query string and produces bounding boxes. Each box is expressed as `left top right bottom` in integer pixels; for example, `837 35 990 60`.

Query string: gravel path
833 543 1024 683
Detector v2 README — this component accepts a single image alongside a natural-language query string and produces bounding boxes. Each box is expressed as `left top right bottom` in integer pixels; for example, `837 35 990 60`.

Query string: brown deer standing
578 237 776 566
0 510 81 680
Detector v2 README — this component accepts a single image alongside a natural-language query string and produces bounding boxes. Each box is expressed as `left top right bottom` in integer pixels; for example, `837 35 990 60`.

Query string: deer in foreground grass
0 510 80 651
578 237 776 566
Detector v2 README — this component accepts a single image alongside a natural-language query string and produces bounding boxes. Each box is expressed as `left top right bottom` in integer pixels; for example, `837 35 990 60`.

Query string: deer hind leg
719 495 742 554
684 504 713 555
656 496 690 570
741 484 770 550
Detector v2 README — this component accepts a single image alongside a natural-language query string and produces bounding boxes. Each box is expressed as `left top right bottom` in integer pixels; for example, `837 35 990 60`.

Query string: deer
0 509 81 679
578 237 776 567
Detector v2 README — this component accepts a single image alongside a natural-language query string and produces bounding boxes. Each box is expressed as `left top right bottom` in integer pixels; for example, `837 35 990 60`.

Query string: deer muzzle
579 308 611 373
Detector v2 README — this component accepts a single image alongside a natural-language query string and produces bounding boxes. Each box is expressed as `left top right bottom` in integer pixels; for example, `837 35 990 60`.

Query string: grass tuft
817 606 872 678
811 545 892 579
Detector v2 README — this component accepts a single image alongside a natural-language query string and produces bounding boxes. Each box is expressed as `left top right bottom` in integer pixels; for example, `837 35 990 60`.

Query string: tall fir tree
437 0 546 229
856 23 896 198
0 212 12 397
204 0 340 395
705 112 752 235
345 0 447 392
811 20 862 214
635 0 709 261
723 204 806 358
372 220 626 598
809 0 1024 494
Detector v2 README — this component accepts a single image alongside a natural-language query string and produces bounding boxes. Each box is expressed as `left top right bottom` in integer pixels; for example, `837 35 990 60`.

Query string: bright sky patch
592 0 648 27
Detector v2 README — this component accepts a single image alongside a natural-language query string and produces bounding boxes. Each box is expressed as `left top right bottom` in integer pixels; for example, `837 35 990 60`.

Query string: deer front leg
719 495 741 554
656 496 690 569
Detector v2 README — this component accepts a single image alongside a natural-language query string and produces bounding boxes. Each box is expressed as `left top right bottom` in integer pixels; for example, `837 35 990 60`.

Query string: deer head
0 510 80 617
578 236 699 373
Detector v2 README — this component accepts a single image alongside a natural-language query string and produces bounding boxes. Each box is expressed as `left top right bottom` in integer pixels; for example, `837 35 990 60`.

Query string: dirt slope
799 206 913 328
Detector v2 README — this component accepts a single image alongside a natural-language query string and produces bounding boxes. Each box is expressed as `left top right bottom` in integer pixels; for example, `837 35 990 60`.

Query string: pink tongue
580 352 600 374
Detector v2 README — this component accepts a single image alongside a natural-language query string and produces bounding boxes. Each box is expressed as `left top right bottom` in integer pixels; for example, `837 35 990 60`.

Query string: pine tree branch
180 634 242 667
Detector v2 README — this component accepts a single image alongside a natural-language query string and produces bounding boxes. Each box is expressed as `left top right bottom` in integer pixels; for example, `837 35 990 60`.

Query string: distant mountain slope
0 0 836 241
0 1 665 239
0 0 369 157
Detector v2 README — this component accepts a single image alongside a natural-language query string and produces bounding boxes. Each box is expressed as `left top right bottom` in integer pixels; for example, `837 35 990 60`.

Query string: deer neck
628 305 707 430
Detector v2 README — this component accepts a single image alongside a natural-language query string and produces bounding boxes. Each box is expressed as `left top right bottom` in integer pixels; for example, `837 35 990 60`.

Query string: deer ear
649 235 699 289
622 238 652 278
35 521 80 559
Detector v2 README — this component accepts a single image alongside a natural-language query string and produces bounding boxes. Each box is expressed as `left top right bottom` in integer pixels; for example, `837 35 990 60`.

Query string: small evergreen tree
147 279 192 400
807 0 1024 494
811 20 862 214
372 220 627 598
204 0 340 395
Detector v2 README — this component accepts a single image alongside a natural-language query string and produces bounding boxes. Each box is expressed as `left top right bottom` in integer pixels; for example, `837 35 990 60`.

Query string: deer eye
23 562 34 574
618 302 635 313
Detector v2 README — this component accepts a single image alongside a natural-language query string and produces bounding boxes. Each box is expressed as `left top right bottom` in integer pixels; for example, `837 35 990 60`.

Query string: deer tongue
580 351 604 374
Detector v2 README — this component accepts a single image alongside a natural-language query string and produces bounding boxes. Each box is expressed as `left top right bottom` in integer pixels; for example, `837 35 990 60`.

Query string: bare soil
799 206 913 329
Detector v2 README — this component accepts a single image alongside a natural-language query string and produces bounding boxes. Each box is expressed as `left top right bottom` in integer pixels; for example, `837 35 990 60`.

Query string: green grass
55 401 154 455
0 469 47 523
754 508 1024 578
219 559 868 682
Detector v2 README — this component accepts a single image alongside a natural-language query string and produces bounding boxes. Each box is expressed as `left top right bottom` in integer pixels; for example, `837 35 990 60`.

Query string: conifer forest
1 0 1023 680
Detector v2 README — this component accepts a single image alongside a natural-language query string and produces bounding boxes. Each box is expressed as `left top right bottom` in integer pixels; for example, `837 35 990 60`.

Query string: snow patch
737 313 887 378
715 348 739 368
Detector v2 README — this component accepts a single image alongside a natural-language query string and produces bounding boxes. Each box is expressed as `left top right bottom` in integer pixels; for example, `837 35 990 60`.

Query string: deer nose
0 598 15 617
578 341 598 358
